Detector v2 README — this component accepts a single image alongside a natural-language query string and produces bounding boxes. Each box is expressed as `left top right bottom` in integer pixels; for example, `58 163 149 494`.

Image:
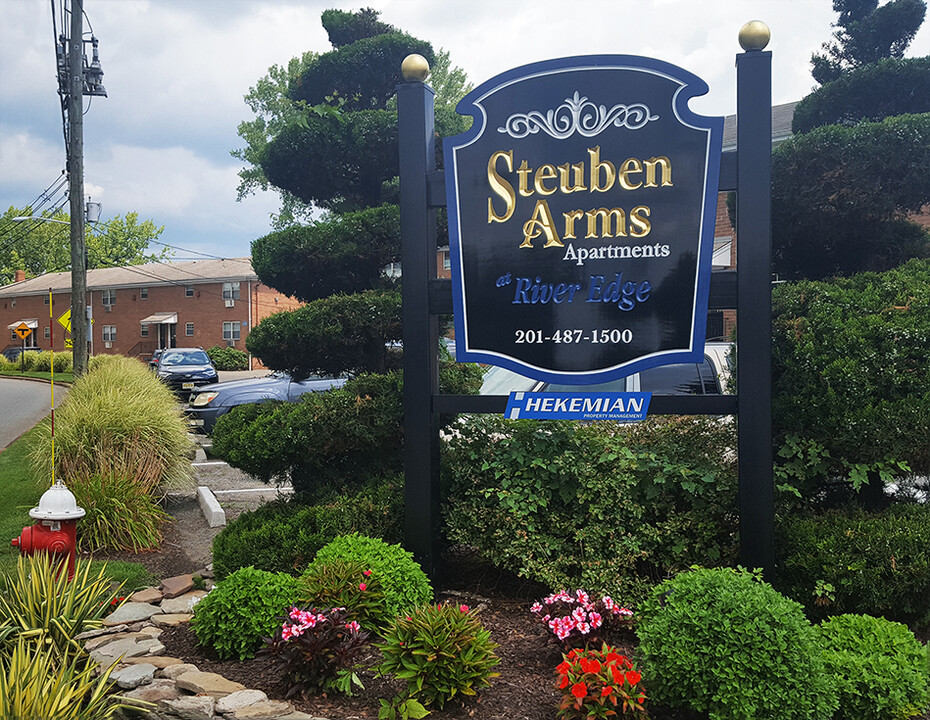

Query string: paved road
0 377 68 452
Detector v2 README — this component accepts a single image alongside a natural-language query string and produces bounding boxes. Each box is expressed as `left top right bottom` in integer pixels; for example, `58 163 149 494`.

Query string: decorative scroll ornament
497 91 659 139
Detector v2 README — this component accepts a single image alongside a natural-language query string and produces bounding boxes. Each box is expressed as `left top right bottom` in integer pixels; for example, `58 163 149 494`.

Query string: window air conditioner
104 341 112 348
104 305 112 312
225 299 235 308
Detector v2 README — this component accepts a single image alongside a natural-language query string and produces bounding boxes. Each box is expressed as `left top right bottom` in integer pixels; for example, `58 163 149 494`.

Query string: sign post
398 23 774 580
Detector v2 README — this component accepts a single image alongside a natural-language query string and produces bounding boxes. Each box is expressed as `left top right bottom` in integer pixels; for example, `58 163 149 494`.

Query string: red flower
606 652 622 664
359 583 367 591
558 674 570 689
556 661 571 675
625 670 642 686
601 685 613 697
571 683 587 699
611 667 624 684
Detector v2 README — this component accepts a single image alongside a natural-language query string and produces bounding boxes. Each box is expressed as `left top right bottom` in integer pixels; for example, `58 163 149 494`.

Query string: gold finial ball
401 54 430 82
739 20 771 51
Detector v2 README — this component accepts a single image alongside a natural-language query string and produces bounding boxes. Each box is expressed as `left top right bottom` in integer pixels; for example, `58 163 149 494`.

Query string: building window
443 254 451 271
140 287 148 300
186 322 194 336
44 295 50 305
222 321 241 341
102 289 116 306
44 327 50 339
102 325 116 342
222 282 241 300
140 324 149 338
185 285 194 297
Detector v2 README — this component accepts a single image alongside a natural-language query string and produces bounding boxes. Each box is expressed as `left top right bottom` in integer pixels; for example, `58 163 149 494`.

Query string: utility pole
68 0 88 376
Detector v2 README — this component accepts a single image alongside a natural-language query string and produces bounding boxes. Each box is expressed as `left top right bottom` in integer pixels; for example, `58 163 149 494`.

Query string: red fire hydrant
11 481 85 580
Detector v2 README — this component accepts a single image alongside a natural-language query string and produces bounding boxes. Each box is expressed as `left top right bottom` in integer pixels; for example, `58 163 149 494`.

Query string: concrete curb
196 486 226 528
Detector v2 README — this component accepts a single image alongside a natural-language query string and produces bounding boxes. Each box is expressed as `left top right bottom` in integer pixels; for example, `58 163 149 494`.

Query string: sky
1 0 928 264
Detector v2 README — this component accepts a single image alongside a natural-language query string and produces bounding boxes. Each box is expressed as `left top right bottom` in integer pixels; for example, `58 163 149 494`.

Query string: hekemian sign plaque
444 55 723 383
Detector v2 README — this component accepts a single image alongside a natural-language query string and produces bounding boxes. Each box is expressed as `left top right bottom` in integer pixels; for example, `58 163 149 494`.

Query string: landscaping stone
160 695 215 720
161 590 207 614
215 689 269 714
161 662 199 679
152 613 193 626
160 574 194 599
122 677 182 704
104 602 164 626
230 700 294 719
123 655 183 668
175 669 246 697
76 624 128 640
90 636 165 665
111 662 157 689
131 587 164 604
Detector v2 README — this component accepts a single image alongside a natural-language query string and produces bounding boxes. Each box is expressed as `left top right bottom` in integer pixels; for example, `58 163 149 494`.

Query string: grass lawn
0 419 156 590
0 368 74 383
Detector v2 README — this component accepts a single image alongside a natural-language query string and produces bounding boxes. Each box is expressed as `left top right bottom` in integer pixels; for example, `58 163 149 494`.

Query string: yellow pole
49 289 55 486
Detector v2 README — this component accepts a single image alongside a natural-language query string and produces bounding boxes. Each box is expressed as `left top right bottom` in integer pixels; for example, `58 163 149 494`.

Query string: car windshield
161 350 210 366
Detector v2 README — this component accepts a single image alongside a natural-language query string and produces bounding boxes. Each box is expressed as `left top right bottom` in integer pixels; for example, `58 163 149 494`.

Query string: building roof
722 100 798 151
0 257 257 298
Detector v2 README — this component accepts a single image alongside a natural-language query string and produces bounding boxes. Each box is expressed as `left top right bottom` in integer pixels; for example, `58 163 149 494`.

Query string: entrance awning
140 312 177 325
7 318 38 330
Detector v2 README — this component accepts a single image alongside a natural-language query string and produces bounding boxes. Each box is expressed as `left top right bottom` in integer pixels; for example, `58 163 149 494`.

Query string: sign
506 391 651 421
64 338 73 349
14 322 32 340
57 308 72 333
444 55 723 384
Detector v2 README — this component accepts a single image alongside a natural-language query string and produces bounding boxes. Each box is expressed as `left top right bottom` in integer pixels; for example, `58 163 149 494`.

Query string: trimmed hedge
776 504 930 624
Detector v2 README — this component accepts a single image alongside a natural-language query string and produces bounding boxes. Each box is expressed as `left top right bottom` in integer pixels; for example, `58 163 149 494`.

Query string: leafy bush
555 644 647 719
298 561 389 635
377 603 499 709
28 351 72 373
636 567 837 720
0 638 135 719
772 260 930 505
211 476 403 579
776 504 930 624
816 614 930 720
307 534 432 617
442 415 738 602
531 589 634 650
259 605 370 698
190 566 301 660
205 344 248 371
0 554 123 657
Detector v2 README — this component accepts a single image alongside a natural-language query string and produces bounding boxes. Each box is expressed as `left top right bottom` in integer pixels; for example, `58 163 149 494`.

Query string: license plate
190 418 204 426
182 382 195 390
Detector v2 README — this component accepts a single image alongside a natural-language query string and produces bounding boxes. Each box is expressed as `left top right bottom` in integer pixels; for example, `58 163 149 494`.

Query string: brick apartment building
0 258 301 369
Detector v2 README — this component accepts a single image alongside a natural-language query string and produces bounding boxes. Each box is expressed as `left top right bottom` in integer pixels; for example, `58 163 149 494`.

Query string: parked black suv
154 347 218 396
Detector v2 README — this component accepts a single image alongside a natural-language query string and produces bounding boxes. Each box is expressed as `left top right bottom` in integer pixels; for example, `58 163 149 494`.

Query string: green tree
217 8 480 495
811 0 926 84
0 207 169 285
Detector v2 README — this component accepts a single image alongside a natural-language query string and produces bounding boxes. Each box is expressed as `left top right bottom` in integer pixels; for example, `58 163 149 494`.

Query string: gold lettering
644 157 673 187
517 160 534 197
558 162 586 193
521 200 562 248
534 164 558 196
630 205 652 237
588 146 615 193
487 150 515 223
562 209 584 239
617 158 643 190
585 208 627 238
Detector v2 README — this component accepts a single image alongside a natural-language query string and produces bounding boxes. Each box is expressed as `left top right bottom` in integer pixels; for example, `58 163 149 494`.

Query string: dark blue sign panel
506 392 651 421
444 55 723 384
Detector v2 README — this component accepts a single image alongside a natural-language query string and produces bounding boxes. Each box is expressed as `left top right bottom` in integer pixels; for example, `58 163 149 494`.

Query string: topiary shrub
816 614 930 720
190 566 301 660
636 567 838 720
205 345 249 371
306 534 432 618
776 504 930 624
443 415 739 602
211 476 403 580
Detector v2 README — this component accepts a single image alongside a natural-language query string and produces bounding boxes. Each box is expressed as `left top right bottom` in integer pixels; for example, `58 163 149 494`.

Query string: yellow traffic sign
14 322 32 340
57 308 72 333
64 338 73 348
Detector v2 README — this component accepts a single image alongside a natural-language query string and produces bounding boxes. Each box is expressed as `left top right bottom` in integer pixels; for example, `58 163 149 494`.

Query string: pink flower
363 570 372 577
281 623 302 641
577 621 591 634
575 589 590 605
602 596 615 610
345 620 361 632
459 604 470 613
359 583 367 591
589 611 603 629
572 606 587 623
530 602 543 614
